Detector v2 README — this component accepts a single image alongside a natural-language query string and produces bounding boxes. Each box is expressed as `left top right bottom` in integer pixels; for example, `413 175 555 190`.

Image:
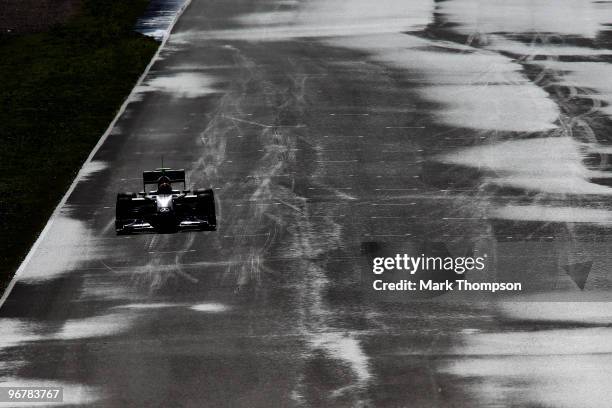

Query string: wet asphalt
4 0 612 407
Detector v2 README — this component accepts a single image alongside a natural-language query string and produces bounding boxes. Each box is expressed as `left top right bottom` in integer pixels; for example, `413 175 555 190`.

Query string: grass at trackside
0 0 159 289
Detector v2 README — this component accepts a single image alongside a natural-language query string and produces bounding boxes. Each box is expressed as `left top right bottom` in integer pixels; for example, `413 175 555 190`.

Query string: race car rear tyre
116 193 135 235
116 197 132 216
196 189 216 230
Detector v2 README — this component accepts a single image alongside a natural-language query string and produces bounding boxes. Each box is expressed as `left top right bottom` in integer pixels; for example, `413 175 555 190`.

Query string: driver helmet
157 176 172 194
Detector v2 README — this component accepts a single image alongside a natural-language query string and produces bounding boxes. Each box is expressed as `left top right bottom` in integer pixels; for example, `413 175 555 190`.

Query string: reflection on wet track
3 0 612 406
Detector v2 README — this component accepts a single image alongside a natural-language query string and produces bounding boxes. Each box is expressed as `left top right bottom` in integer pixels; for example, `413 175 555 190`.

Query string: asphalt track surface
5 0 612 407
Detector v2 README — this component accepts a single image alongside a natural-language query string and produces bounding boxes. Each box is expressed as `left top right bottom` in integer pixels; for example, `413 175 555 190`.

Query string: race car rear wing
143 168 186 191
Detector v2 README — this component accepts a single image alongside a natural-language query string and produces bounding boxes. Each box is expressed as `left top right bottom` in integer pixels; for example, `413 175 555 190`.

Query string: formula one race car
115 168 216 234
